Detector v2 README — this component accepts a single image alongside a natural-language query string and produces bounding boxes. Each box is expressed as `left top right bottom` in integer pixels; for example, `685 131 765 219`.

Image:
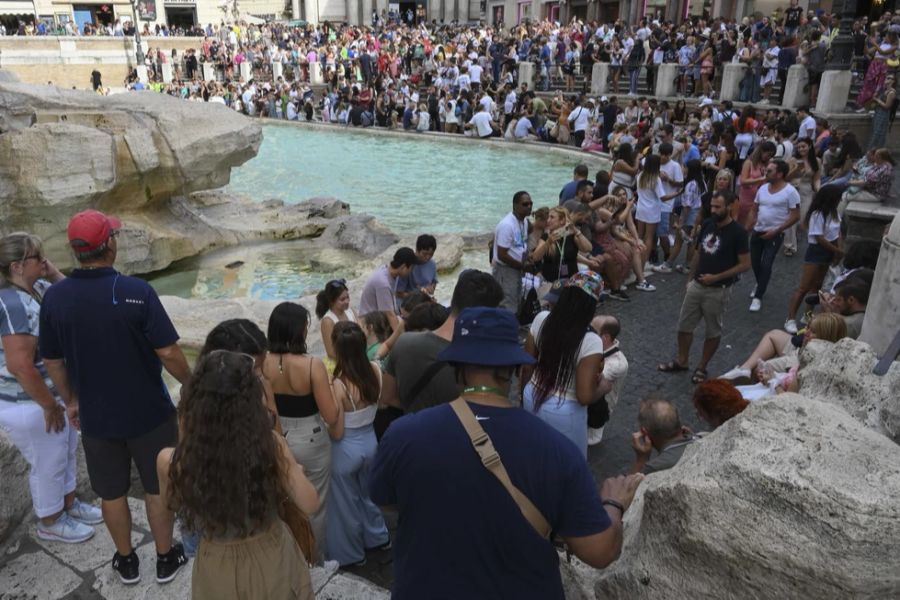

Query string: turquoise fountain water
147 124 606 299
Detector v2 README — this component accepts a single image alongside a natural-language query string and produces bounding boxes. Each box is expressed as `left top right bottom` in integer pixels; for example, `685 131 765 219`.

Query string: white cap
601 95 609 102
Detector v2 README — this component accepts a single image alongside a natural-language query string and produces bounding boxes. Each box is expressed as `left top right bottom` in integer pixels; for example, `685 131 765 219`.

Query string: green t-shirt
383 331 456 412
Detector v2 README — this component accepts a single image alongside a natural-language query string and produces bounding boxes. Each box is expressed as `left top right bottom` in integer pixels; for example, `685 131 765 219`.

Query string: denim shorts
658 211 672 238
804 242 834 265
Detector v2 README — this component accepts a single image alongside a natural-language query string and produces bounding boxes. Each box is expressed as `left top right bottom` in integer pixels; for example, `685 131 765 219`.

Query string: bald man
587 316 629 446
630 396 696 474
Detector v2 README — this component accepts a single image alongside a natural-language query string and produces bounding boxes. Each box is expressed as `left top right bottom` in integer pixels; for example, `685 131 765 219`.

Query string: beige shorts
677 280 733 339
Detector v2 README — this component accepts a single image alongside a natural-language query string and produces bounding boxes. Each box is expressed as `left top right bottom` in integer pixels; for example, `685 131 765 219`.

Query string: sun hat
565 271 604 302
67 209 121 253
436 307 536 367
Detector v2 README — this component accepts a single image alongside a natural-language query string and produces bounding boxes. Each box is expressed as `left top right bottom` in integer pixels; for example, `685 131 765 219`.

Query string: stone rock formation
798 338 900 444
594 394 900 599
0 79 262 271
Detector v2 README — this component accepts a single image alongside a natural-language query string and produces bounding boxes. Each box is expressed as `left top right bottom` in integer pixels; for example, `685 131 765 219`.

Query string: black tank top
273 355 319 418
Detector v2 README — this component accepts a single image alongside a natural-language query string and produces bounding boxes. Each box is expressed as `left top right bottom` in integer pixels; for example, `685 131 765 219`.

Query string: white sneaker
67 498 104 525
749 285 757 299
623 272 637 286
749 298 762 312
652 263 673 273
784 319 798 334
588 427 604 446
635 280 656 291
643 261 656 275
36 512 95 544
720 366 751 380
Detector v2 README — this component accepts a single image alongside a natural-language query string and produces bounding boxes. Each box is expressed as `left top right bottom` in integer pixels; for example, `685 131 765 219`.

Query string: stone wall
0 36 203 89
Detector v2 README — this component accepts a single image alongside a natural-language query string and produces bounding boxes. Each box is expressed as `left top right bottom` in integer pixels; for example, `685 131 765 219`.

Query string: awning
0 1 35 15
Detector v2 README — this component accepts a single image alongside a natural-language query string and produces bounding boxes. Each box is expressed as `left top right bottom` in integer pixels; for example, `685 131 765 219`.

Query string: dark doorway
399 2 416 24
165 6 196 29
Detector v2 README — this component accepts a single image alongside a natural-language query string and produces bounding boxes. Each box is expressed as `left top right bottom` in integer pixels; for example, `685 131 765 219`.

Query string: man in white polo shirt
747 159 800 312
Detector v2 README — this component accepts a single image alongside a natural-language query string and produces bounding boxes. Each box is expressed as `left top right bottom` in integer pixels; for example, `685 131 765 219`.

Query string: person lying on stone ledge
719 275 870 384
692 380 749 430
630 396 697 475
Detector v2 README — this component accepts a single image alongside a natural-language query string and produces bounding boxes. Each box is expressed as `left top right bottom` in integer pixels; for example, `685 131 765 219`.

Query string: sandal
691 368 708 384
658 360 689 373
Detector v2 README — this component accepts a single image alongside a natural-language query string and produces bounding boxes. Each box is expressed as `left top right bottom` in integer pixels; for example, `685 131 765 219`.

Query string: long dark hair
638 154 661 189
794 137 820 174
315 280 348 319
531 287 597 411
199 319 267 360
684 159 705 193
169 351 288 538
804 184 842 229
332 322 380 406
615 142 635 166
267 302 309 354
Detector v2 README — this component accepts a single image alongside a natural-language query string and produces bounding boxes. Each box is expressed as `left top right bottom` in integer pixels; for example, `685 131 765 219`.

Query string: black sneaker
112 549 140 585
156 543 187 584
609 289 630 302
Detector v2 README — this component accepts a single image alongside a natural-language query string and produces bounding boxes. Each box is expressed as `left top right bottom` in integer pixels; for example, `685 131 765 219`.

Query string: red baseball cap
67 209 122 253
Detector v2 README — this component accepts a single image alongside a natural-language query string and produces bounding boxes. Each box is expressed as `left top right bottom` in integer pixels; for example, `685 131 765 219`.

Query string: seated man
630 396 696 475
397 234 438 299
721 270 872 382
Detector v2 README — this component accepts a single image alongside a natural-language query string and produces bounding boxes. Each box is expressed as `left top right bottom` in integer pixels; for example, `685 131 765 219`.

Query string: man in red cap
40 209 192 586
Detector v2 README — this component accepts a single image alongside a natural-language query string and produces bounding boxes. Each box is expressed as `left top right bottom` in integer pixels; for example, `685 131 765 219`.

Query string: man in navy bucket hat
369 307 643 600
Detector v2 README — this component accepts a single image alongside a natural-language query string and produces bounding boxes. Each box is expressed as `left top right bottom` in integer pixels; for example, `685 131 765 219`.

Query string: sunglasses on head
327 278 347 289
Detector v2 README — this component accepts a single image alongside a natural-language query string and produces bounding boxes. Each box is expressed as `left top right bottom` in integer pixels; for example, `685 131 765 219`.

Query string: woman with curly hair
316 279 358 371
157 350 319 598
326 322 390 567
692 379 748 430
522 272 606 458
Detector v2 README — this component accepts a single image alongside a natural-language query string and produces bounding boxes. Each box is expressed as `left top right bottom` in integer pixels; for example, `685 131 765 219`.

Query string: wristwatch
602 499 625 515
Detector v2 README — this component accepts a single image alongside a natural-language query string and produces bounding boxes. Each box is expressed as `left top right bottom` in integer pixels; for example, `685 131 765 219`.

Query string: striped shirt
0 280 56 403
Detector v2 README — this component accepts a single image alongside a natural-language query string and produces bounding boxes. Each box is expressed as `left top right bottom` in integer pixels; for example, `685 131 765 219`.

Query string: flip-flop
658 361 689 373
691 368 708 384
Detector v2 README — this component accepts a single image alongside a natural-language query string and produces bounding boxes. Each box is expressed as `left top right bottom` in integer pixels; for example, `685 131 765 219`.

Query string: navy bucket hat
437 307 536 367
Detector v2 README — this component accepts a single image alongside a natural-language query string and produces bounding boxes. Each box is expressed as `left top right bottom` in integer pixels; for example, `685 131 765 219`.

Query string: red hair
693 379 749 426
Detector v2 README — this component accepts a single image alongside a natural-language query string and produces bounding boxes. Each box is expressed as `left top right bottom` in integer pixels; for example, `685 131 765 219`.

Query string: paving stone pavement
0 240 806 597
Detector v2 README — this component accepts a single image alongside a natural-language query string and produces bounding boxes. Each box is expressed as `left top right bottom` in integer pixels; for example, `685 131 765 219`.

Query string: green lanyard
462 386 506 397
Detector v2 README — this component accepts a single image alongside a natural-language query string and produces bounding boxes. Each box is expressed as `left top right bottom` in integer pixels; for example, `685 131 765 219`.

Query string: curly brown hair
693 379 749 427
168 350 289 539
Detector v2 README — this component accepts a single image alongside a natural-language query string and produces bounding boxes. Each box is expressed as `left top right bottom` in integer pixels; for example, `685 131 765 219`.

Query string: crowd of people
0 111 884 592
67 7 888 118
1 6 895 600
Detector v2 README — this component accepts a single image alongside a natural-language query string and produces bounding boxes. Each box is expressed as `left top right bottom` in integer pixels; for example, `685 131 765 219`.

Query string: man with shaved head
629 396 696 475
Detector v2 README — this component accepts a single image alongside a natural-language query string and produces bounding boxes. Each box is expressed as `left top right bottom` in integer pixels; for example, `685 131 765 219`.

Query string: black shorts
82 413 177 500
809 70 822 86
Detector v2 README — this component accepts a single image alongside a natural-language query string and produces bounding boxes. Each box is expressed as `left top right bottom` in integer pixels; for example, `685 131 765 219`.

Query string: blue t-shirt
369 401 610 599
396 259 437 293
39 268 179 438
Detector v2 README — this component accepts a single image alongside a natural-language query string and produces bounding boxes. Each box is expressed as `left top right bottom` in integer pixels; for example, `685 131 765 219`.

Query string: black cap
392 247 422 267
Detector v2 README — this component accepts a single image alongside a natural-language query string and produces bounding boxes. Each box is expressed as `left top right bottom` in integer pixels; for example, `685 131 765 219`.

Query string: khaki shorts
677 280 733 339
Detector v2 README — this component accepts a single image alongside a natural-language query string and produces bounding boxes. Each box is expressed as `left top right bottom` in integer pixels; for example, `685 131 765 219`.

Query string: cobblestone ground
0 239 806 597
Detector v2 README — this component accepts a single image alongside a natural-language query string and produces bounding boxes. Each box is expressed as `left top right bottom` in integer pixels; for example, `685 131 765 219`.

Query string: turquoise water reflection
226 124 605 233
150 125 603 299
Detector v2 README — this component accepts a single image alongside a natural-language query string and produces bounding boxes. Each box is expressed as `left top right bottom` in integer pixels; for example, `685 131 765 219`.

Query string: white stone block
239 61 252 83
655 63 678 98
815 69 852 114
591 62 608 96
310 61 324 85
161 61 173 84
720 62 746 101
782 64 808 109
202 62 217 82
0 551 82 598
859 214 900 358
272 61 283 81
517 61 535 92
135 65 149 84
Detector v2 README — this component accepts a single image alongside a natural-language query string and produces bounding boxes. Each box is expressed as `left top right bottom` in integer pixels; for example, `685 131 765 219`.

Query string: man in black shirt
783 0 804 35
658 189 750 384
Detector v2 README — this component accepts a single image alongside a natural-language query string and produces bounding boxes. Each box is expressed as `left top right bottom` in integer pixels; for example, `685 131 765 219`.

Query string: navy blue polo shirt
39 268 178 439
370 401 610 599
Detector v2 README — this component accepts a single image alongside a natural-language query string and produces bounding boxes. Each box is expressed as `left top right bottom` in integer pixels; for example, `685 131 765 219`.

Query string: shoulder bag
449 398 551 539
